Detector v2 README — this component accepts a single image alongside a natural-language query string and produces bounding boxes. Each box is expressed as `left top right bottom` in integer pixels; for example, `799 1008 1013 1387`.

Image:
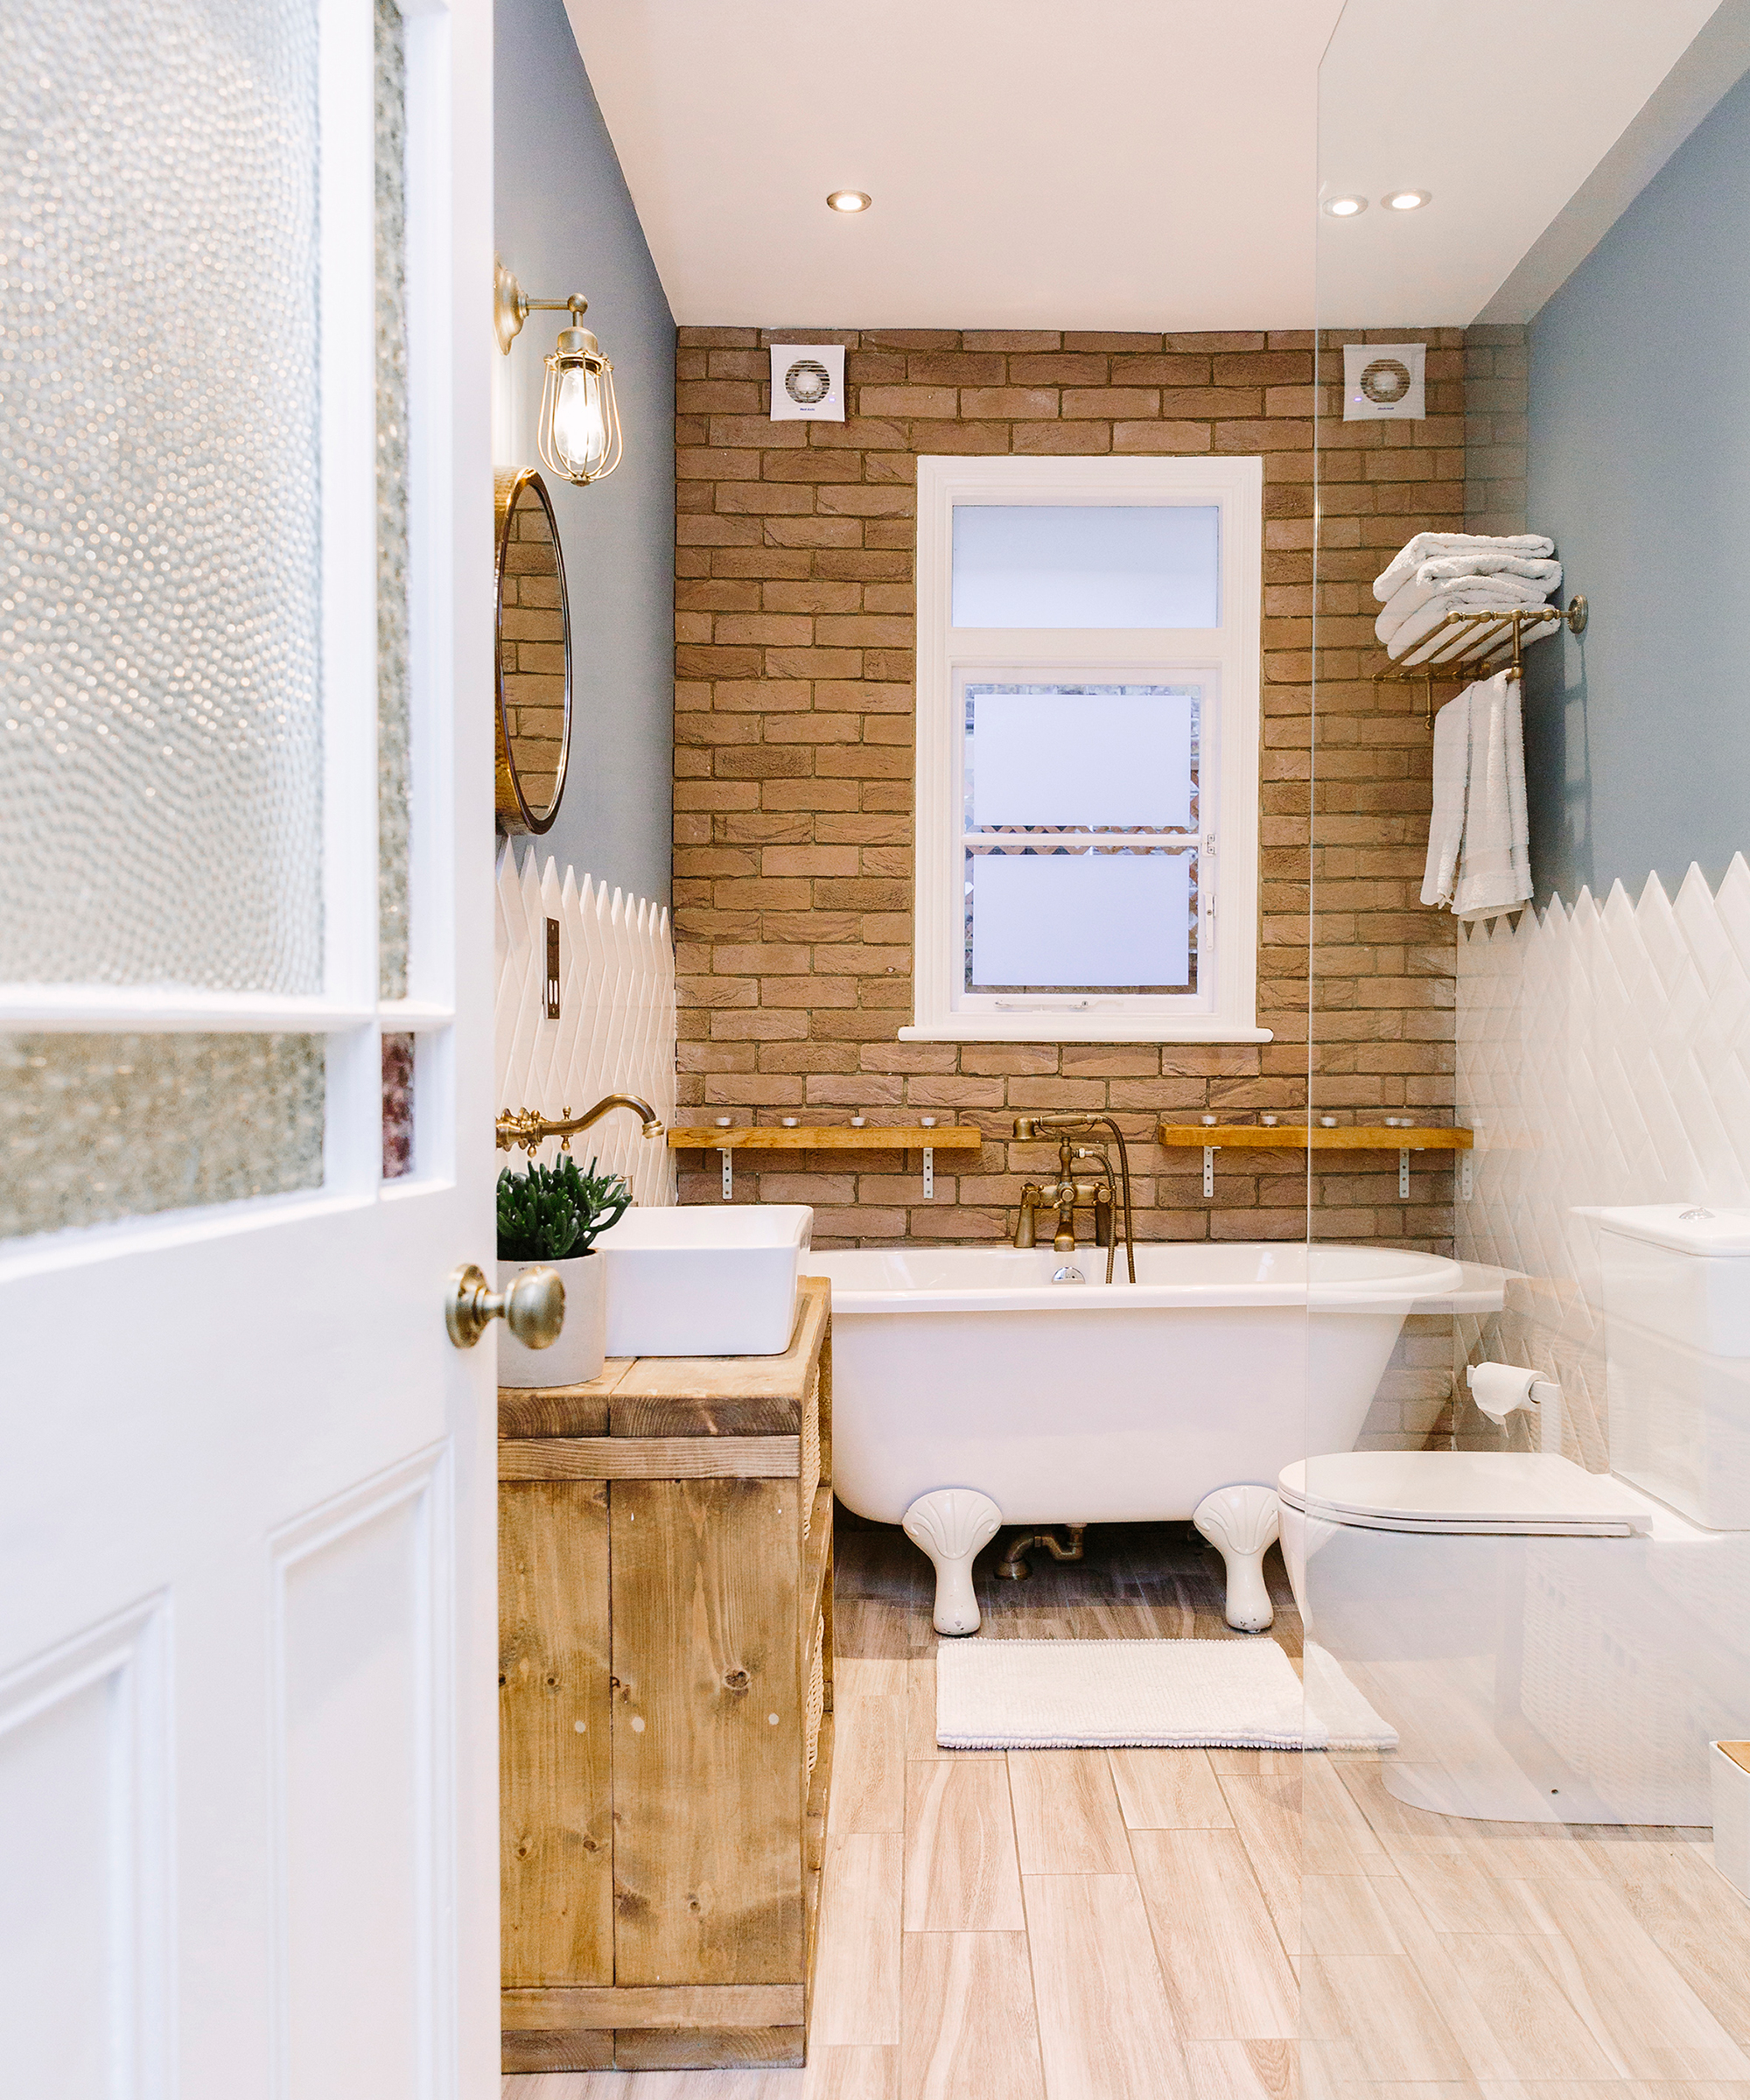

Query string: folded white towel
1384 578 1556 660
1375 572 1440 639
1375 530 1556 602
1418 553 1563 591
1376 559 1562 647
1452 670 1532 920
1421 687 1471 907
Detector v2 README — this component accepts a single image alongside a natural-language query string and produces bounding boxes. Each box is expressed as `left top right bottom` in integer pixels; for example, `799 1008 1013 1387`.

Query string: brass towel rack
1373 595 1588 728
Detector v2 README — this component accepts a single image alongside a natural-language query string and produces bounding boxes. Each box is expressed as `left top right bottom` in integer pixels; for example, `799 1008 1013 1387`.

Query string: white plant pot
496 1250 605 1390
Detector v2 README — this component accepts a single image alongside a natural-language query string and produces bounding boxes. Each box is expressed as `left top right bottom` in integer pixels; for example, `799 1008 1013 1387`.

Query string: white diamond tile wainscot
1456 855 1750 1468
494 848 677 1208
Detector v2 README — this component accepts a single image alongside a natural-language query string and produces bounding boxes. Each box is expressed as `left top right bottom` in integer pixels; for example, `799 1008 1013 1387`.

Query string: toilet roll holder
1466 1362 1563 1453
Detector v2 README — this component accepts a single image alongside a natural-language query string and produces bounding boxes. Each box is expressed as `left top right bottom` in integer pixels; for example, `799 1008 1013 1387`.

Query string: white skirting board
934 1637 1397 1751
494 847 677 1208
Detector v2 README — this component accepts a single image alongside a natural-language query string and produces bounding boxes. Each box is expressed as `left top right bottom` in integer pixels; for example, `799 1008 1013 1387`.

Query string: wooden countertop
498 1274 830 1442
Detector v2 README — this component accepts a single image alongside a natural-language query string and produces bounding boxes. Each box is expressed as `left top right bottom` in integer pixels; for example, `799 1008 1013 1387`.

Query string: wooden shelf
668 1124 983 1152
1158 1123 1472 1151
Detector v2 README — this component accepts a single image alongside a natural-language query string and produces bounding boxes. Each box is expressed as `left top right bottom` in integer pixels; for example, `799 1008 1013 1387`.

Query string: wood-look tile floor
505 1520 1750 2100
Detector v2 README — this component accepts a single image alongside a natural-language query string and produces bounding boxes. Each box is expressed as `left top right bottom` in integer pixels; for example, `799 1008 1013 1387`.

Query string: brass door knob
444 1263 565 1350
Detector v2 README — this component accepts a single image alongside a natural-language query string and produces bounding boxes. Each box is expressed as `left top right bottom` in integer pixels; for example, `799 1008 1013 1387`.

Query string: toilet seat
1278 1451 1652 1536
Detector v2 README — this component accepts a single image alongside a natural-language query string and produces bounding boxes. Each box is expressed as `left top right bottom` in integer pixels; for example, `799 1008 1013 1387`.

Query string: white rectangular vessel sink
598 1204 813 1357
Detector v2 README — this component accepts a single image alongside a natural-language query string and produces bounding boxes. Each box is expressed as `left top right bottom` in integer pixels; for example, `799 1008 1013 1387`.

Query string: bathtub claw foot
902 1489 1003 1636
1193 1485 1280 1634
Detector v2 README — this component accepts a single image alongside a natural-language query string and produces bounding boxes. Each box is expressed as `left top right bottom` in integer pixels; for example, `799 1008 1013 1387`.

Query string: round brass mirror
494 466 571 835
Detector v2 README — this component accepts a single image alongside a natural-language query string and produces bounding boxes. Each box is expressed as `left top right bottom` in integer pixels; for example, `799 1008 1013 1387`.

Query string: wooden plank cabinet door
611 1479 805 1984
500 1482 614 1984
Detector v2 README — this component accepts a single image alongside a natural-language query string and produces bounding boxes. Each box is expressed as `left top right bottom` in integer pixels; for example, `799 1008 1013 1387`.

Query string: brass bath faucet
496 1094 664 1156
1011 1113 1138 1283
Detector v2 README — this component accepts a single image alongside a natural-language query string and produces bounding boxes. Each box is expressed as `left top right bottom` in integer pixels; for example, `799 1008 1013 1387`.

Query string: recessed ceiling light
1322 194 1368 219
1384 189 1432 212
826 190 871 214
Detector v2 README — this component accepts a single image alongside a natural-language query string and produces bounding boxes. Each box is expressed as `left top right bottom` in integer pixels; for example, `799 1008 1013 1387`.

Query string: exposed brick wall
1464 323 1529 535
674 325 1465 1267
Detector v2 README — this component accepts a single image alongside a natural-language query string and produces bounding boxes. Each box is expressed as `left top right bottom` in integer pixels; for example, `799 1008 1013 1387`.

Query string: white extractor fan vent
770 343 845 422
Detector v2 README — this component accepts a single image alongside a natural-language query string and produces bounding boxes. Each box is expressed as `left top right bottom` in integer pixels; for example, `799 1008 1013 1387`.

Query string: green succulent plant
496 1152 631 1263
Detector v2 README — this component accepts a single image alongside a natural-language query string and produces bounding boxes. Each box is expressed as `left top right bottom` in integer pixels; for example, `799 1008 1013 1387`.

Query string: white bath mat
934 1638 1397 1751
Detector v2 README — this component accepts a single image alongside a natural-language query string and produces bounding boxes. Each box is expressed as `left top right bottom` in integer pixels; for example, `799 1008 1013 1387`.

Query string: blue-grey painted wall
1524 65 1750 906
494 0 675 904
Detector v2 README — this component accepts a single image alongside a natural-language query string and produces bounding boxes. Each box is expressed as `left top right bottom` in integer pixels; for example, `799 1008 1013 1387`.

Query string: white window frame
905 453 1269 1044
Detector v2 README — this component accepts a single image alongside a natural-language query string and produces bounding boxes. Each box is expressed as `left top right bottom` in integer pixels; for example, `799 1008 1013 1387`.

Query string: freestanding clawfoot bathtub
805 1242 1495 1634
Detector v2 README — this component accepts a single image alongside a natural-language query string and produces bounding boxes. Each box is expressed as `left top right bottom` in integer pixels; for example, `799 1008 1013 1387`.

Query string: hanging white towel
1420 687 1472 907
1452 671 1532 920
1374 530 1555 602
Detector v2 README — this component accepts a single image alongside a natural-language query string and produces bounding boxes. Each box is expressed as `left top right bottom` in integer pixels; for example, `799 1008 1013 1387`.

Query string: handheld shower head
1012 1112 1097 1139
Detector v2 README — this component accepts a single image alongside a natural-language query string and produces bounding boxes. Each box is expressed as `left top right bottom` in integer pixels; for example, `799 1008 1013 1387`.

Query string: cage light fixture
494 258 625 486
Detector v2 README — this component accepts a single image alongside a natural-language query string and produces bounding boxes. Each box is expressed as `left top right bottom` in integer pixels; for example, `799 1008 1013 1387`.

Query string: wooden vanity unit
497 1278 833 2074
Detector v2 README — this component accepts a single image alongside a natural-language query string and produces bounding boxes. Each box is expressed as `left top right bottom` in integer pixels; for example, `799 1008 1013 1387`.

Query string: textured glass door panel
952 506 1220 628
966 683 1198 832
375 0 411 999
0 0 323 990
2 1034 324 1238
381 1030 414 1180
966 849 1194 992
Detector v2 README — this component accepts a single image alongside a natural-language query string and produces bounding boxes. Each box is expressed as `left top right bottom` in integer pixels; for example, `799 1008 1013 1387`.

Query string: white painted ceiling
565 0 1729 330
1318 0 1726 326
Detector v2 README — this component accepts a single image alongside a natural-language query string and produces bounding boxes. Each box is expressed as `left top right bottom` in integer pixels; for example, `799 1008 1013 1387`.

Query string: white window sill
899 1019 1273 1045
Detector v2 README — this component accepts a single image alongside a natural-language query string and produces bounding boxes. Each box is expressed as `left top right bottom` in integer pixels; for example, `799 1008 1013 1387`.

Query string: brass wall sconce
494 257 624 486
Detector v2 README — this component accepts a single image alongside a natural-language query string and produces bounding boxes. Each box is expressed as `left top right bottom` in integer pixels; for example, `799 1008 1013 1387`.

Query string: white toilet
1278 1204 1750 1825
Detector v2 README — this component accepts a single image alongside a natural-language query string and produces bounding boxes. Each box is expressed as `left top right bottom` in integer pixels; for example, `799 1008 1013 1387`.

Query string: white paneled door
0 2 498 2096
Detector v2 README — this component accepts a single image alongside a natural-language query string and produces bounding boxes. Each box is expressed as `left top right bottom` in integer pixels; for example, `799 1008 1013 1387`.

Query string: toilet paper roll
1467 1361 1539 1423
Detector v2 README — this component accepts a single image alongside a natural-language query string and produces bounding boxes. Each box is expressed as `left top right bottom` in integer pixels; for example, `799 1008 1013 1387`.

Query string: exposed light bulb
551 366 607 478
1322 194 1368 219
536 324 623 486
826 190 872 214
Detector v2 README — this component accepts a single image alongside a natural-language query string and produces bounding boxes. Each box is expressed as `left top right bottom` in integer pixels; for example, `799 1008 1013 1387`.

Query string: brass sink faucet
496 1094 664 1156
1011 1113 1138 1282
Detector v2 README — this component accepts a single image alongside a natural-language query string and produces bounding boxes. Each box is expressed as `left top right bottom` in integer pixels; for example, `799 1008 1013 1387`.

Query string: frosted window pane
1 1034 325 1240
952 507 1220 628
966 850 1194 992
375 0 411 999
966 684 1197 832
0 0 323 990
